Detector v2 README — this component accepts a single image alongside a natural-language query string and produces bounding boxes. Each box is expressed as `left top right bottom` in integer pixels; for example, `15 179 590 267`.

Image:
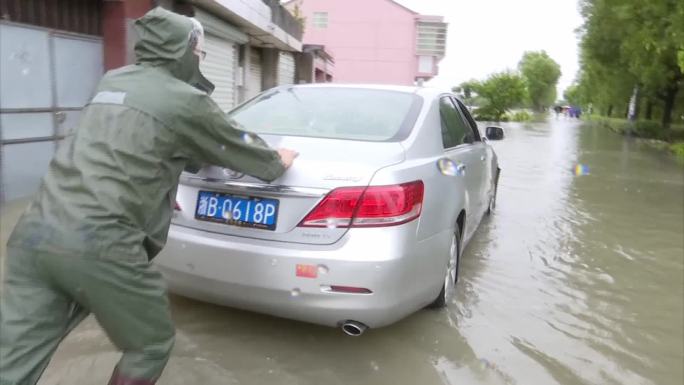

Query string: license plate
195 190 279 230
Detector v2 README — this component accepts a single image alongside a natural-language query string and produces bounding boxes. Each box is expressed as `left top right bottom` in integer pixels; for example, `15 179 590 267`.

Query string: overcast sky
394 0 584 96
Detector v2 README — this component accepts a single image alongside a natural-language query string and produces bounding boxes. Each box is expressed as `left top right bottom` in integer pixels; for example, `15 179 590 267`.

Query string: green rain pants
0 247 175 385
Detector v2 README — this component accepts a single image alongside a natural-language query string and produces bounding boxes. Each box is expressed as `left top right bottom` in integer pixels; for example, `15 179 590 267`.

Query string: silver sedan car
155 84 502 336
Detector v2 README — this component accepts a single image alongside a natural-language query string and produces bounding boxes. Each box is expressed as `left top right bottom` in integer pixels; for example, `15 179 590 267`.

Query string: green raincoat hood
134 7 214 93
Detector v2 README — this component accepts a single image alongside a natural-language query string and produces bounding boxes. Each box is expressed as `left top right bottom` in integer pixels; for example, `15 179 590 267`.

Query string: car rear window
227 87 422 142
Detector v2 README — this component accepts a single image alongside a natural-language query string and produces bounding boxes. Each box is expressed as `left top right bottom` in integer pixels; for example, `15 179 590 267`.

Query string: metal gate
0 21 103 202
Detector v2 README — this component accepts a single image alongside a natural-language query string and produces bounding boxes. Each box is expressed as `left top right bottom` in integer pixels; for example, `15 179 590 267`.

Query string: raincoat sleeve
178 94 286 182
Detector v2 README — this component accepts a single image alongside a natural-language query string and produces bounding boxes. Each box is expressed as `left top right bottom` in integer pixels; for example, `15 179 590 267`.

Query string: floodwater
1 118 682 385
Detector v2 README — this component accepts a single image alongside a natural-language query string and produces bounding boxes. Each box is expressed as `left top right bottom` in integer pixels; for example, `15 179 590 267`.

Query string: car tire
428 228 461 309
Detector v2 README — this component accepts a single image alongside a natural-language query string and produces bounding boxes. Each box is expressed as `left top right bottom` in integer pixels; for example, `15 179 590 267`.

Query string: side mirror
486 126 504 140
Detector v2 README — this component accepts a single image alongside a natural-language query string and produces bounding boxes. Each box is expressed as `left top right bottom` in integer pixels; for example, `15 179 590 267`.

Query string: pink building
285 0 447 85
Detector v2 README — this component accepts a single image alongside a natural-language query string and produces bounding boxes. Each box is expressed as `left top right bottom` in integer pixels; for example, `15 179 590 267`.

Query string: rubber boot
107 367 157 385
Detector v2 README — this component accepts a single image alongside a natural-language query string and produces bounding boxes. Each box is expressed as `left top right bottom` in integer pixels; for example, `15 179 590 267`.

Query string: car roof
287 83 450 100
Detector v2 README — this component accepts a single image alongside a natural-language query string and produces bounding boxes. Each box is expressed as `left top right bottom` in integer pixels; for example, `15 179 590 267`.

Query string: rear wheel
428 228 461 308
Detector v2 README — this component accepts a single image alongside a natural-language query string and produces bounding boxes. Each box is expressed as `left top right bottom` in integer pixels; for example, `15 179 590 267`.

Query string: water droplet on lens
223 211 232 220
326 218 337 229
317 265 329 275
220 145 226 151
181 243 187 249
574 164 590 176
242 133 254 144
370 361 379 371
290 288 301 297
271 258 278 266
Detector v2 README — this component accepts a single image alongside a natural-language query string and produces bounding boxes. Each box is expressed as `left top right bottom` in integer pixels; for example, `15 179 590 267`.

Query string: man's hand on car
277 148 299 169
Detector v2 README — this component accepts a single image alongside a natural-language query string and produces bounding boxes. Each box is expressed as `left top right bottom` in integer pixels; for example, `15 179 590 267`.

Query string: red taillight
299 181 424 228
174 201 182 211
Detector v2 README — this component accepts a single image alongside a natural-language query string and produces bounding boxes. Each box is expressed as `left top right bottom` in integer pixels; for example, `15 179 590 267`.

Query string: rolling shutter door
246 47 262 99
277 51 295 86
200 33 237 111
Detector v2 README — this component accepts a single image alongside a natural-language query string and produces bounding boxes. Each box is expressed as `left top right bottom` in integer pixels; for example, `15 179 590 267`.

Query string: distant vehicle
155 84 503 336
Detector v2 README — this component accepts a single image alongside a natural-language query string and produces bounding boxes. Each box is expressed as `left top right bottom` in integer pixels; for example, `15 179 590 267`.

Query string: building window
416 21 447 57
313 12 328 28
418 56 434 73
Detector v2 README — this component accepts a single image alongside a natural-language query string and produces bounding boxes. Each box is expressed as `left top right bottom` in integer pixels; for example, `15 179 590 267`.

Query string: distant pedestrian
553 105 562 119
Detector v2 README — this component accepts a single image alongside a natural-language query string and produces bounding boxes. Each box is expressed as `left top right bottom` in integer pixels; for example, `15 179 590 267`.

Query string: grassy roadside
585 115 684 162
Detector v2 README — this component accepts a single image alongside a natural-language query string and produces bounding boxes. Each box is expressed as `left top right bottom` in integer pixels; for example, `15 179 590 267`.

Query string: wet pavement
1 118 683 385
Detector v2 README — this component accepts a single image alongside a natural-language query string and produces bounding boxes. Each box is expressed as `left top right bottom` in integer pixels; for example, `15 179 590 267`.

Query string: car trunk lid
173 135 405 245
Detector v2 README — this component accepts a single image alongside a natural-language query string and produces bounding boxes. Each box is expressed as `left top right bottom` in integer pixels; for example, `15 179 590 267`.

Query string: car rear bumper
154 222 450 328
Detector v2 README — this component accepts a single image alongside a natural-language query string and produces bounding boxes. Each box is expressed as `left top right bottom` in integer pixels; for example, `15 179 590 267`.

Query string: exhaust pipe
340 320 368 336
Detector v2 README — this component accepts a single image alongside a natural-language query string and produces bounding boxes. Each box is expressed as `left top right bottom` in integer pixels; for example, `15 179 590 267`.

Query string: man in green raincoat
0 7 297 385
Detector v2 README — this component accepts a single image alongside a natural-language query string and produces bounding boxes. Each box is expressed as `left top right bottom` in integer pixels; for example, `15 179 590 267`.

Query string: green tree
578 0 683 128
518 51 562 112
452 80 479 106
564 84 581 106
473 71 526 121
576 0 634 117
459 80 479 100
